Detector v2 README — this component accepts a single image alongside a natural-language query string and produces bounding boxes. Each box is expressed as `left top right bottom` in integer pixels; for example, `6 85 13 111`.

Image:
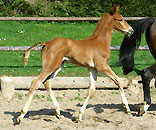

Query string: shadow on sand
4 103 156 125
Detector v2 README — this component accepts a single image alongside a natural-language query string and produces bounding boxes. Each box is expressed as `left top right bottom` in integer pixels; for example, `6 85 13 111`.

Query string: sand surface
1 81 156 130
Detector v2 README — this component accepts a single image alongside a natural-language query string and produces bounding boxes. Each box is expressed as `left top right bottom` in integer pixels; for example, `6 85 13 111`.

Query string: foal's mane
91 13 111 38
90 4 118 39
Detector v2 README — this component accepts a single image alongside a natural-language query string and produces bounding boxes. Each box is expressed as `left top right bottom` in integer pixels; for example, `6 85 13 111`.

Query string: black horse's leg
138 63 156 116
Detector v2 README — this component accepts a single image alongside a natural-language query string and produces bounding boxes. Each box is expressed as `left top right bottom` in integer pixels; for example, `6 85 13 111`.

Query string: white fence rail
0 46 149 51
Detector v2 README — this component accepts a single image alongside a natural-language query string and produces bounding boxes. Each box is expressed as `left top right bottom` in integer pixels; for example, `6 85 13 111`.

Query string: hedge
0 0 155 17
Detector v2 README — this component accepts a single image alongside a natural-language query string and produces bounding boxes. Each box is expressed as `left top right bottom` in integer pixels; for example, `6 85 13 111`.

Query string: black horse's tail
119 17 155 75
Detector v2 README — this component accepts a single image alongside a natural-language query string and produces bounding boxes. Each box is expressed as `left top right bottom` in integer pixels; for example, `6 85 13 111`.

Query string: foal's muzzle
126 28 134 37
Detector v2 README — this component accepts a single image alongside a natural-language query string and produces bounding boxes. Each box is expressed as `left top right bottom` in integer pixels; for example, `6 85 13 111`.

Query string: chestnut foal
17 4 133 124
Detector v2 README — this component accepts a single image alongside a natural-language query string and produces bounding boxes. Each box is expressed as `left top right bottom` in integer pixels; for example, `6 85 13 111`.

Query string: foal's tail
119 17 155 75
23 42 46 66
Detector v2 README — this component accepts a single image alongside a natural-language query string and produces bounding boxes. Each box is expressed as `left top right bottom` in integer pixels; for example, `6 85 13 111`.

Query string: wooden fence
0 17 148 21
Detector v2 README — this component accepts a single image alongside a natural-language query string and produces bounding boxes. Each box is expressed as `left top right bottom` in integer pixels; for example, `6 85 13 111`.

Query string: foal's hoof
76 114 82 123
76 117 81 123
137 103 146 116
122 103 131 115
56 114 61 119
138 106 145 116
76 113 82 123
125 110 131 115
16 116 22 125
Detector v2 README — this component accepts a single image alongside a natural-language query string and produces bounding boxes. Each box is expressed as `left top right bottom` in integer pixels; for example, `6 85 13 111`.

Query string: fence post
1 77 14 101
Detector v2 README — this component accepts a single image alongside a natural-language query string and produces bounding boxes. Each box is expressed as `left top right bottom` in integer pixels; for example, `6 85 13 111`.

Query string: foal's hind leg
138 63 156 116
17 58 64 124
77 68 98 122
43 63 64 119
16 70 53 124
97 64 131 114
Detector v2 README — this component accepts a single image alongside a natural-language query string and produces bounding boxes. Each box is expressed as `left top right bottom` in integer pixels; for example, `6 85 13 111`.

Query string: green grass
0 21 96 46
0 21 132 46
0 21 152 77
70 91 84 101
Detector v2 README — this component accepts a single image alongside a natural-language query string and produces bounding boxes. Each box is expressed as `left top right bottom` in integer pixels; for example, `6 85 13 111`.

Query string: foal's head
110 4 133 37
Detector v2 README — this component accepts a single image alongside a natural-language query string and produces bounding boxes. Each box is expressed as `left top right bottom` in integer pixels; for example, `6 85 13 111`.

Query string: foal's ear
110 4 119 15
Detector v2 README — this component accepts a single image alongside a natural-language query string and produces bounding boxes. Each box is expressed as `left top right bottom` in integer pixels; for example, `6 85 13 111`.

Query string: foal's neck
90 13 114 43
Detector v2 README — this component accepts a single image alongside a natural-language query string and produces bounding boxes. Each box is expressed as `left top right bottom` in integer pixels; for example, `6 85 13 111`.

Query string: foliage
0 0 155 17
0 0 36 16
118 0 156 17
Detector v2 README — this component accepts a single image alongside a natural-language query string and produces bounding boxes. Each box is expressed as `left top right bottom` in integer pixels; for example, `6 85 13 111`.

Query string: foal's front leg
97 64 131 114
77 68 98 122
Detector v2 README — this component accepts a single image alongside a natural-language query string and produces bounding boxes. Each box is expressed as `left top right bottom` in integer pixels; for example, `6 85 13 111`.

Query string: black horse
119 17 156 116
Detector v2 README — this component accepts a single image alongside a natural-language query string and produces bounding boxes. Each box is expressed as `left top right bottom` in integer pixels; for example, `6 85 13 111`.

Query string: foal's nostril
126 28 134 37
129 28 134 34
